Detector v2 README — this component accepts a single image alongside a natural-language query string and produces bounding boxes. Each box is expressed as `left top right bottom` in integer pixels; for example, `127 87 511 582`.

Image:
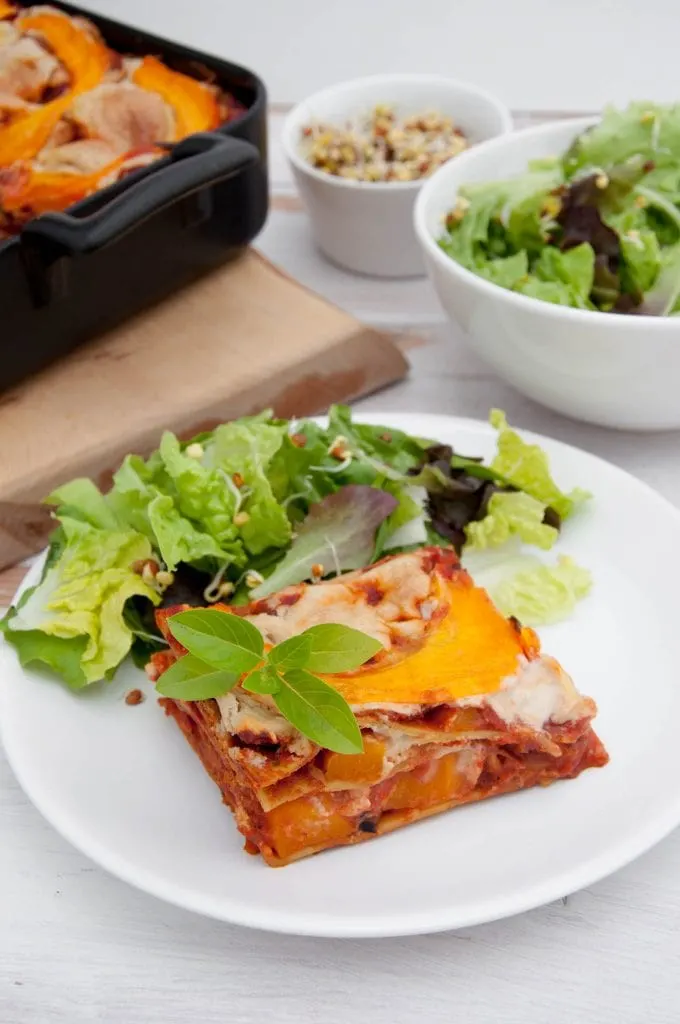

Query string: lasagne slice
151 547 608 866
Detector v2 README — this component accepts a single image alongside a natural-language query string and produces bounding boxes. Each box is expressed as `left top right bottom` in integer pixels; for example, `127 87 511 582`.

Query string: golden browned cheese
0 6 232 229
235 547 539 706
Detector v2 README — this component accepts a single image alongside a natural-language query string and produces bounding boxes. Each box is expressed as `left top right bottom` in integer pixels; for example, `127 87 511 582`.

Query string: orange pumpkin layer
157 548 541 707
317 576 538 705
0 9 111 165
131 55 221 138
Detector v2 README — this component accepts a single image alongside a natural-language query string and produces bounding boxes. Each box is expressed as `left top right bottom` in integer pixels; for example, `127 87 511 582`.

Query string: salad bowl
414 116 680 431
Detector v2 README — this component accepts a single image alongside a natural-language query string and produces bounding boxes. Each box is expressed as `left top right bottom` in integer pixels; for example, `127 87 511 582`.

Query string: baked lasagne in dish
151 547 608 867
0 3 244 235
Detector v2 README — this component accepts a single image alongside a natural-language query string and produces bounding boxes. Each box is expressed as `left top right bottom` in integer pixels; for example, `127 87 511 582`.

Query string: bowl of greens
414 104 680 430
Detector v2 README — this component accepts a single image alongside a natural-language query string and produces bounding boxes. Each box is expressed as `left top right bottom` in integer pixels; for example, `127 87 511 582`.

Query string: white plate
2 413 680 938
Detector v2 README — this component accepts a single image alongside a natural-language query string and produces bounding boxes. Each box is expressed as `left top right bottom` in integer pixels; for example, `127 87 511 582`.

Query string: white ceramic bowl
414 116 680 431
282 74 512 278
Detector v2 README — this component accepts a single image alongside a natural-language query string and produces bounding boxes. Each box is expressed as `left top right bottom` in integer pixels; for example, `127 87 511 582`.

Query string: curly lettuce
3 518 159 687
489 555 593 626
489 410 590 519
465 492 559 551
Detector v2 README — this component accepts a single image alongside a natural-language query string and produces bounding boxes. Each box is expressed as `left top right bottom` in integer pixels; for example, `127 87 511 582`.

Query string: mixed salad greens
1 406 591 690
440 102 680 314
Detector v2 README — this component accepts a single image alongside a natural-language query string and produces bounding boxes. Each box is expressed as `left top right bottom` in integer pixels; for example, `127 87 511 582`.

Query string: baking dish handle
19 132 260 256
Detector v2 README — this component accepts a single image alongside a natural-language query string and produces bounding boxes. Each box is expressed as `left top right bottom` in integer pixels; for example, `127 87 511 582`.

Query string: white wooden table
3 106 680 1024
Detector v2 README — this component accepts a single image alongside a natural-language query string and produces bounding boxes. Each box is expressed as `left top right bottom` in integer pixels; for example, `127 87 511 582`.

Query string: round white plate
2 413 680 938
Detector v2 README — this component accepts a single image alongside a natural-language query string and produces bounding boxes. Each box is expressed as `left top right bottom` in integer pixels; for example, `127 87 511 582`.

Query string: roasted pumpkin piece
0 8 111 164
131 55 220 138
319 575 539 706
384 752 467 812
0 1 16 18
0 151 134 215
322 735 386 785
448 707 487 733
266 793 354 861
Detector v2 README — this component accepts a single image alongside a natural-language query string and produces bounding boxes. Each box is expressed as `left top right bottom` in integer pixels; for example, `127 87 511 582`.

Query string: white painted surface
2 15 680 1019
77 0 680 111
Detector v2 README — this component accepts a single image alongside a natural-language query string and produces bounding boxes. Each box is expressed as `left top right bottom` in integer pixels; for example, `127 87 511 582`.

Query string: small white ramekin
282 74 512 278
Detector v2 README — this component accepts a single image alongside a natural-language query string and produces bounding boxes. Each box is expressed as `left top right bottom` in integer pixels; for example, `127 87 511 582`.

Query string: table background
3 5 680 1022
77 0 680 112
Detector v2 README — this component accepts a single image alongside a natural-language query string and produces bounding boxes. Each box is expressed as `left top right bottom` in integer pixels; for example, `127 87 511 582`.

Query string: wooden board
0 248 408 569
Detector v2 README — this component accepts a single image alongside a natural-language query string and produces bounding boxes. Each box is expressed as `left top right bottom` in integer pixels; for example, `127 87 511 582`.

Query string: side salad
440 102 680 315
1 406 591 689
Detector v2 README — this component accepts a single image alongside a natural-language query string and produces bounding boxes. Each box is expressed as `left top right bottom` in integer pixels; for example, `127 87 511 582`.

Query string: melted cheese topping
462 657 593 730
316 584 528 705
215 655 591 750
208 548 590 746
241 549 537 706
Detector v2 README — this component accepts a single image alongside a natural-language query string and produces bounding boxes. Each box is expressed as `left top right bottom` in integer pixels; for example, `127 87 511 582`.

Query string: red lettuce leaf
251 485 398 597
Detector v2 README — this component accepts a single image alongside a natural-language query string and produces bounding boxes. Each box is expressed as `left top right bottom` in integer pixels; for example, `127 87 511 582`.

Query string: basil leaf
168 609 263 674
155 654 240 700
268 632 312 671
301 623 383 674
275 668 363 754
242 666 281 695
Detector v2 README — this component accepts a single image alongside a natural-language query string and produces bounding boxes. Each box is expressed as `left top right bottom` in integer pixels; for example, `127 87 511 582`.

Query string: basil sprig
156 610 382 753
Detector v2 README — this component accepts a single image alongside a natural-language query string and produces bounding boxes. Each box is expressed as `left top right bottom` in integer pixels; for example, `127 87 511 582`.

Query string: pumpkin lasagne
151 547 608 866
0 3 244 235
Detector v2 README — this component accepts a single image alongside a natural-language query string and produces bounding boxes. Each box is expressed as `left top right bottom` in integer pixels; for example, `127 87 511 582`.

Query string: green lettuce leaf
479 251 529 289
464 492 559 551
377 483 428 554
108 454 157 539
46 478 118 530
3 518 159 686
607 207 662 297
211 419 292 555
267 423 338 506
159 432 240 550
108 455 230 571
506 192 556 258
564 103 680 178
438 190 506 269
327 405 425 476
638 240 680 315
532 243 595 306
515 277 580 306
488 555 593 625
489 410 590 519
146 494 231 570
439 167 563 273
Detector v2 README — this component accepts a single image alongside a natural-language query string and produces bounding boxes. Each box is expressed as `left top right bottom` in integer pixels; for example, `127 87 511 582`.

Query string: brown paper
0 249 408 569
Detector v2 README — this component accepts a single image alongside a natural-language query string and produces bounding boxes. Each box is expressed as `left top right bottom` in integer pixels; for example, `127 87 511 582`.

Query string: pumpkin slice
0 8 110 164
0 148 159 216
131 55 221 138
317 573 539 705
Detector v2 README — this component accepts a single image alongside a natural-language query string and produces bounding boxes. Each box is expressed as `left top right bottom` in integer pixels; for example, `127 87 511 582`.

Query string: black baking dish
0 1 268 393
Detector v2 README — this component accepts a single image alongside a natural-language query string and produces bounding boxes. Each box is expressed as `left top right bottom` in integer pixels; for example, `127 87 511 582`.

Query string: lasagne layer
160 696 607 866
